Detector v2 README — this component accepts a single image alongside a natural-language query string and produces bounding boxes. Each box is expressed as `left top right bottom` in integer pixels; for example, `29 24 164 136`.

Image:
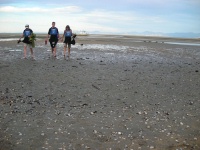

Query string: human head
52 22 55 27
66 25 70 30
25 24 29 28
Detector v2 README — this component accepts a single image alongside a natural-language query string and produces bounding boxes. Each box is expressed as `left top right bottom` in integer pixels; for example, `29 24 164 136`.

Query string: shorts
64 37 71 48
49 38 58 48
49 41 58 48
24 43 32 48
64 43 71 48
23 37 32 48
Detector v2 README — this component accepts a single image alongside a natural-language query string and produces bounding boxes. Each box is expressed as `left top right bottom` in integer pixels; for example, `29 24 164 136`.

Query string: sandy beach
0 34 200 149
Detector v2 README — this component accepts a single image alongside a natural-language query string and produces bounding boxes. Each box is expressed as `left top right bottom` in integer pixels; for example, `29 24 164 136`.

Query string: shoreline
0 33 200 43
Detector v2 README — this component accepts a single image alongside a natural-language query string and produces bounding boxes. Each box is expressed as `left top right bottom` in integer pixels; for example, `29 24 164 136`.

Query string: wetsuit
23 28 33 44
48 27 59 48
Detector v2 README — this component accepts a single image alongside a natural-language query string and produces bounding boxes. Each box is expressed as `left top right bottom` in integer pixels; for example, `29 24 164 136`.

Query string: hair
66 25 70 30
52 22 55 24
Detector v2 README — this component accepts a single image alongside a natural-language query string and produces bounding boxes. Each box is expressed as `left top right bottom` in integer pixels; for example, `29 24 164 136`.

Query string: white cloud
0 5 82 13
0 2 199 33
0 6 169 33
79 9 166 26
0 6 47 12
54 6 81 12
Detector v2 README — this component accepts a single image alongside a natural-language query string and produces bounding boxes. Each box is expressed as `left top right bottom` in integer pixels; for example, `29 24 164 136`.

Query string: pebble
41 133 45 136
150 146 154 149
118 132 122 135
19 132 22 136
147 126 151 129
93 130 98 134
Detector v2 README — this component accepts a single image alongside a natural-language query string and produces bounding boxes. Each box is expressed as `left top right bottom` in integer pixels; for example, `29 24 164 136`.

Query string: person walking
62 25 75 58
46 22 59 57
18 24 34 59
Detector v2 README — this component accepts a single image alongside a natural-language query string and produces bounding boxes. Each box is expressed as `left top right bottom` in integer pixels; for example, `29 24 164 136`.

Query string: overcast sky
0 0 199 34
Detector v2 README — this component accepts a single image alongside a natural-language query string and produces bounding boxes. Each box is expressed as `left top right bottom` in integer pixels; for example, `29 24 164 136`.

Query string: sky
0 0 200 34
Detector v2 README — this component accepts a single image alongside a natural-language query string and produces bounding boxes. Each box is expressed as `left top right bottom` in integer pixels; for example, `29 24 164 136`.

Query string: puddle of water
165 42 200 46
0 38 19 41
9 49 22 52
75 44 129 51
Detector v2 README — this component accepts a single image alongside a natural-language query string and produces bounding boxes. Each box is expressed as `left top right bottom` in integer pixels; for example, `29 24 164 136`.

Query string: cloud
0 6 46 12
0 1 199 33
81 9 166 25
0 5 82 13
0 5 169 33
58 9 169 33
54 6 82 13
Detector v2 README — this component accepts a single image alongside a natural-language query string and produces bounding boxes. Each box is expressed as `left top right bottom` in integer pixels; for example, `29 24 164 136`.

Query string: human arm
19 34 24 40
19 30 24 41
17 33 24 43
61 30 66 41
46 28 51 42
57 28 60 39
30 29 33 37
46 34 50 41
71 30 76 38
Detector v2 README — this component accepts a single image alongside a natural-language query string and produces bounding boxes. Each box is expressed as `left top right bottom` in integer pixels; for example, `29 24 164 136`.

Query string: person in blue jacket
46 22 59 57
18 24 34 59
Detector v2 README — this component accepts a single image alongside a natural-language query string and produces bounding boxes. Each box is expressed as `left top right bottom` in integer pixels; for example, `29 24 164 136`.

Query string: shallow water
0 38 19 41
165 42 200 46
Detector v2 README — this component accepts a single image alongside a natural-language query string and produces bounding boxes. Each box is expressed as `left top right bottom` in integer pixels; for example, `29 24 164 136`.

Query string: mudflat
0 34 200 149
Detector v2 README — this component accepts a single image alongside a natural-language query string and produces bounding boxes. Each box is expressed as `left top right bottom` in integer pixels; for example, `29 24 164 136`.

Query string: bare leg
64 46 67 58
68 47 70 58
24 46 27 58
51 48 54 56
53 47 56 57
30 48 34 59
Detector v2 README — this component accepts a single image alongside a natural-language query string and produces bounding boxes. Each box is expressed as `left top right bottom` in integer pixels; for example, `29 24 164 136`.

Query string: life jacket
50 27 58 35
65 30 72 37
23 29 32 37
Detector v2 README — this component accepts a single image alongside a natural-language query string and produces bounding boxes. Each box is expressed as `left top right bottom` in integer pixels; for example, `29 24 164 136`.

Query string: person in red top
18 24 34 59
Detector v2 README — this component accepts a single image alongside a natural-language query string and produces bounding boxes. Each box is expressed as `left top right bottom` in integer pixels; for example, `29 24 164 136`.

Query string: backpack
71 38 75 45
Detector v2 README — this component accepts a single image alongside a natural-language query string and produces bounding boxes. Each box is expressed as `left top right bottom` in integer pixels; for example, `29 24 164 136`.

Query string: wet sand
0 35 200 149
